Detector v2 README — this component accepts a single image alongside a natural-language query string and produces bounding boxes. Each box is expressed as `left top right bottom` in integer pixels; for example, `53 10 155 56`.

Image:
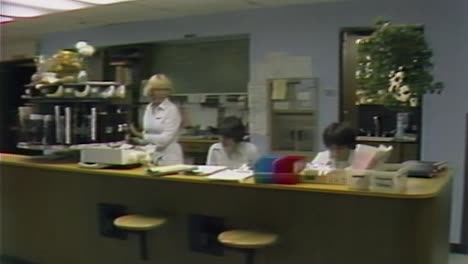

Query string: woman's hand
127 136 145 145
129 124 143 138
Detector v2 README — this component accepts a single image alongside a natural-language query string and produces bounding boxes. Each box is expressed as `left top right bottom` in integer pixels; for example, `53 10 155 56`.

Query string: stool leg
138 231 149 260
245 249 255 264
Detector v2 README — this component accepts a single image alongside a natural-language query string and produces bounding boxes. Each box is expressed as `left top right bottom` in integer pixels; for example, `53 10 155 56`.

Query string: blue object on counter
253 155 281 184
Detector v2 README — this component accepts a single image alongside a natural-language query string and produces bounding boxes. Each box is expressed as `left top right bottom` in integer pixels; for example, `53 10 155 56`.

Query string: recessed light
2 0 91 10
0 16 14 24
0 3 49 17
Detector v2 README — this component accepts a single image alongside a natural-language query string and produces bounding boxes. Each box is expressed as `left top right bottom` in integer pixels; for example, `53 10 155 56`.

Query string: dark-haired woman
310 122 357 170
206 116 258 169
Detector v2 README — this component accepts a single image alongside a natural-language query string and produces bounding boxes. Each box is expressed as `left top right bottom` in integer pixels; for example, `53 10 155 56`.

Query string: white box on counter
301 166 408 193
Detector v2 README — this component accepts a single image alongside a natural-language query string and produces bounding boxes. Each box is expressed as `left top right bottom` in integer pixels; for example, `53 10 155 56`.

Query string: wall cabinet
269 78 318 156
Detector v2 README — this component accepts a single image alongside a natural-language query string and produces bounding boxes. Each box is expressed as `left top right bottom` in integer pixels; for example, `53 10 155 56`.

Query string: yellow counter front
0 153 452 264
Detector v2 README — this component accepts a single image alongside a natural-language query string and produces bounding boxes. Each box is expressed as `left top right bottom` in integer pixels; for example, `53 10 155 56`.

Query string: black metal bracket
187 214 225 256
97 203 128 240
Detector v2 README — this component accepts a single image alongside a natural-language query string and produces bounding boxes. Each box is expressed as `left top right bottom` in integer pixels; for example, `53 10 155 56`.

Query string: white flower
378 89 385 95
78 45 95 57
410 97 418 107
394 85 412 102
398 66 404 71
394 71 405 78
388 84 399 93
355 39 362 44
356 89 365 95
366 55 372 61
75 41 88 50
355 70 361 78
391 71 405 84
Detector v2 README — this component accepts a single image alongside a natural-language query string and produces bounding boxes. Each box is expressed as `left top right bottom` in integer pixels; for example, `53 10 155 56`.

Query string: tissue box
300 169 347 185
370 169 408 193
346 169 371 190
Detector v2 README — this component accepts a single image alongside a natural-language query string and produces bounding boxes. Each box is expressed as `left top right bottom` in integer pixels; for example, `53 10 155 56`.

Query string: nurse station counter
0 153 452 264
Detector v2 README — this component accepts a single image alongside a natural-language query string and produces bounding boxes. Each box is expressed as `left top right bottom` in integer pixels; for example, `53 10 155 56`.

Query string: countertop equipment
79 144 150 167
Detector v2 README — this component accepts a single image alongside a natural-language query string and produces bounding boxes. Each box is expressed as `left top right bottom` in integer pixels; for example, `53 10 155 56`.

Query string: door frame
451 114 468 253
338 27 374 123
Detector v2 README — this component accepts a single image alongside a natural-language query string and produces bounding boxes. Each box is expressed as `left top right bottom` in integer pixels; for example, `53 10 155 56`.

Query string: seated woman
309 122 357 170
206 116 259 169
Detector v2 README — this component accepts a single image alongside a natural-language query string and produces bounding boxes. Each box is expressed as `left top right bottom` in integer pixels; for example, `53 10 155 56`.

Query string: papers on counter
206 169 254 182
147 165 197 176
190 165 253 182
188 165 227 176
146 164 253 182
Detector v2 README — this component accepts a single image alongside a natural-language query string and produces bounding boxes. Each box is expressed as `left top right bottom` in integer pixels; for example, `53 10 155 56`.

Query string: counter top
0 153 451 199
356 136 417 143
178 137 217 144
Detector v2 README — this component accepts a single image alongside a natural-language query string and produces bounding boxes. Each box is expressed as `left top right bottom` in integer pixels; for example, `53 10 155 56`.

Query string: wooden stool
218 229 278 264
113 214 166 260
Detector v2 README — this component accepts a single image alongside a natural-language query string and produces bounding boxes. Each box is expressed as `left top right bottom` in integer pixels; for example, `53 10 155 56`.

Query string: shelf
356 103 420 109
25 82 120 88
23 97 129 104
17 143 69 151
272 110 315 115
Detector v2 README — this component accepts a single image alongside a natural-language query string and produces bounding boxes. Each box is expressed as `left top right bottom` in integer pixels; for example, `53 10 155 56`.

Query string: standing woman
130 74 183 165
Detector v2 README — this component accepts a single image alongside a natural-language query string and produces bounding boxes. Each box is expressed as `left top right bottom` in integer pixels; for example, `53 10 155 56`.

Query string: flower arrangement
31 41 96 84
355 20 443 109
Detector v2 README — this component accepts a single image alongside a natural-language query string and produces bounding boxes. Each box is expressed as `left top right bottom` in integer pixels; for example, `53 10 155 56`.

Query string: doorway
0 59 36 154
339 28 373 126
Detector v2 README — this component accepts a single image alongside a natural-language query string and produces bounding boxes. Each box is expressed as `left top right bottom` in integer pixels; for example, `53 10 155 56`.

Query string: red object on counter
273 155 306 184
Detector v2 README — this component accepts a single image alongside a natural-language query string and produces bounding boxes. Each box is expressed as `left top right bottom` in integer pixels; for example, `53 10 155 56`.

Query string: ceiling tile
67 2 173 24
0 0 344 42
135 0 255 15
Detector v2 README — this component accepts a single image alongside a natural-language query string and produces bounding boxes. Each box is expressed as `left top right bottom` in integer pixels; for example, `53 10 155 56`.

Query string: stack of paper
351 144 393 170
188 166 227 176
147 165 197 176
402 160 447 178
206 170 254 182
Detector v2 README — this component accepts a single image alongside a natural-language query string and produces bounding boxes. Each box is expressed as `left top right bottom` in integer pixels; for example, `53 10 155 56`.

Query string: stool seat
218 229 278 249
113 214 166 231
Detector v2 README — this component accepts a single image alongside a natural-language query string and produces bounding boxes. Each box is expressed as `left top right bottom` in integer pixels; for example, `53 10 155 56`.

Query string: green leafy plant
355 19 444 110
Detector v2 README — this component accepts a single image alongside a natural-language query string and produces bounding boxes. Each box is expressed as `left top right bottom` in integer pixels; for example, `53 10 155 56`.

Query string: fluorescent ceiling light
0 3 50 17
0 0 134 21
77 0 134 4
0 16 14 24
2 0 92 11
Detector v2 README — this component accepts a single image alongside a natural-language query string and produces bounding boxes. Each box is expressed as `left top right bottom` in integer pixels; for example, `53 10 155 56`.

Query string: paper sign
272 79 288 100
273 102 290 110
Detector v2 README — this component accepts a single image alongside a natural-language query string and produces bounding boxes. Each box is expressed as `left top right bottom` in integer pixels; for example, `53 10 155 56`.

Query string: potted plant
355 19 443 138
